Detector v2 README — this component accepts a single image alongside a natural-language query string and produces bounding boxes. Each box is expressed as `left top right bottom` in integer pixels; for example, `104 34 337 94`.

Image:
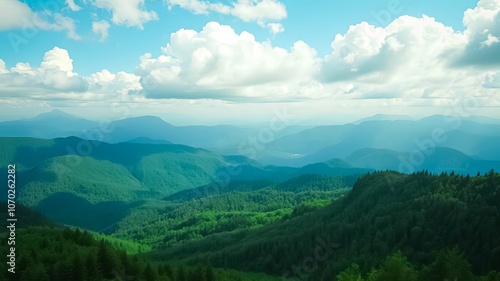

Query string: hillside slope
151 171 500 279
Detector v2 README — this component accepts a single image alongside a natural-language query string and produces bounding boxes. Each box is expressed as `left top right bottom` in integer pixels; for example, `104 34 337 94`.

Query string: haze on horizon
0 0 499 125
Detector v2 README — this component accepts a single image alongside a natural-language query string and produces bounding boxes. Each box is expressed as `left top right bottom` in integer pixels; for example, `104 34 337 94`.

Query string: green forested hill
0 137 369 231
150 171 500 280
2 137 500 281
108 188 349 248
0 226 290 281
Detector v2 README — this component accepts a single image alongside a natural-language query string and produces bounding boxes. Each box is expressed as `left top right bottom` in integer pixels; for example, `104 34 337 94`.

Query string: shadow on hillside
36 192 143 232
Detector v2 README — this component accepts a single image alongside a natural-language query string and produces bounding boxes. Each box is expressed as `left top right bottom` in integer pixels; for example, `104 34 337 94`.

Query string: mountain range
1 109 500 174
1 110 500 280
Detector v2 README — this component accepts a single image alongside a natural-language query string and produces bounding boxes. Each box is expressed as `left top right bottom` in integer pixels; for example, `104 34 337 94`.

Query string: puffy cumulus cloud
319 0 500 87
317 9 500 109
137 22 319 100
0 47 142 107
321 16 465 82
90 0 158 29
92 20 110 41
167 0 287 30
0 47 87 99
0 0 80 39
87 69 142 96
456 0 500 66
41 47 74 72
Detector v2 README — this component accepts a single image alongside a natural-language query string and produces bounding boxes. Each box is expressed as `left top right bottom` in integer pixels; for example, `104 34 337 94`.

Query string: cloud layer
0 0 499 115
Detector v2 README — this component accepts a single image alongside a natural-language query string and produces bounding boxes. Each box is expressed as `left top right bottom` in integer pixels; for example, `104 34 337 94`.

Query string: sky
0 0 499 125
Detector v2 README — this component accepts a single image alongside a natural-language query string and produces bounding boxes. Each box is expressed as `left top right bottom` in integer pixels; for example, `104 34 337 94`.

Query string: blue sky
1 0 479 75
0 0 498 125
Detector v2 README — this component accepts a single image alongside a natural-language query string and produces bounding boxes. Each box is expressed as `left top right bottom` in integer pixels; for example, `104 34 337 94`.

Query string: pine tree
144 263 157 281
71 254 87 281
164 264 175 280
177 266 187 281
368 251 417 281
85 253 99 281
97 240 117 279
206 265 216 281
20 262 49 281
337 264 363 281
188 265 206 281
424 247 475 281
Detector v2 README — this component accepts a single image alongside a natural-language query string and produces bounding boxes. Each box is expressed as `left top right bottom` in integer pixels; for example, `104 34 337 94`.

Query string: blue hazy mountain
261 116 500 166
352 113 413 124
2 110 500 169
0 109 98 138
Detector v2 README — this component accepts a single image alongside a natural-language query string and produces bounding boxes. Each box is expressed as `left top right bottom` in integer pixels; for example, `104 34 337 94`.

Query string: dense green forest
108 174 352 247
150 171 500 280
2 164 500 280
0 227 290 281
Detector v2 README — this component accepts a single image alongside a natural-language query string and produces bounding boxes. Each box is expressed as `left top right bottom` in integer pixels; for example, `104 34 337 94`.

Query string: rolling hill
150 171 500 279
0 136 369 231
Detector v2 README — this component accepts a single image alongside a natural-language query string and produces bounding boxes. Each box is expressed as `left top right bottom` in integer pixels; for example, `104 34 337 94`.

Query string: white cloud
317 6 500 107
92 20 110 41
457 0 500 65
53 13 81 40
66 0 82 11
267 23 284 35
0 47 142 106
0 47 87 99
1 1 499 117
167 0 287 30
0 0 80 39
0 0 43 30
90 0 158 29
137 22 319 100
40 47 75 74
321 16 466 82
231 0 287 24
88 69 142 96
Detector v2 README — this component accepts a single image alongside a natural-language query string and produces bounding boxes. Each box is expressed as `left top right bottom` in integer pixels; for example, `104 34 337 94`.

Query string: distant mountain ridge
2 110 500 169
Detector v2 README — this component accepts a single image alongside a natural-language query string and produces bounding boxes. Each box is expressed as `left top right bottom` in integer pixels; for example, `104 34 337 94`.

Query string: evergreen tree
71 254 87 281
164 264 175 280
367 252 417 281
188 265 206 281
206 265 216 281
97 239 117 279
177 266 187 281
423 247 475 281
485 271 500 281
20 262 49 281
143 263 157 281
337 264 363 281
85 253 100 281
